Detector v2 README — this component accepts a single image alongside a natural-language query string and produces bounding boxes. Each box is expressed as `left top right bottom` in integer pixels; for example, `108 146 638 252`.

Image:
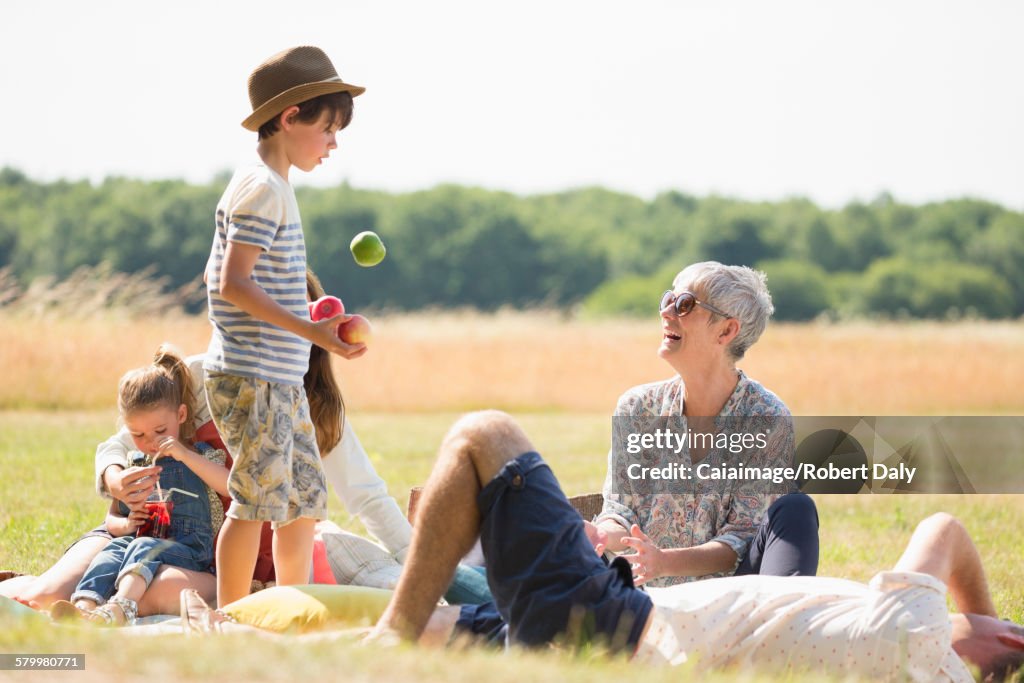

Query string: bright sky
3 1 1022 209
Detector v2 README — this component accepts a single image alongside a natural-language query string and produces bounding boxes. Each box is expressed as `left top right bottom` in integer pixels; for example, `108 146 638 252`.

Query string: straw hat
242 46 365 131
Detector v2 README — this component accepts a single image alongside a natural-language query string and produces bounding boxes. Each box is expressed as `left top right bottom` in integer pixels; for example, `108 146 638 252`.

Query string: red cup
139 499 174 539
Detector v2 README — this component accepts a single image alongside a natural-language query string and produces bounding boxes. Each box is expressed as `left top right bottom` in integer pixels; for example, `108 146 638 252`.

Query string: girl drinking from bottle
53 345 228 625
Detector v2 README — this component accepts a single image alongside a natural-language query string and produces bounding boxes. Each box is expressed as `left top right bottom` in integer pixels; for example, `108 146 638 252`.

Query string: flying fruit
350 231 387 267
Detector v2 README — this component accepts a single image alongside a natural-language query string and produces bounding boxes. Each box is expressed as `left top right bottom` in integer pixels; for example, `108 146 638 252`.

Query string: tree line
1 167 1021 320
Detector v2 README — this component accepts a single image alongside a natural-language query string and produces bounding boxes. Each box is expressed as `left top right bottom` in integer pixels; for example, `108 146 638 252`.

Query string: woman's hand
582 520 608 556
621 524 667 586
104 464 161 505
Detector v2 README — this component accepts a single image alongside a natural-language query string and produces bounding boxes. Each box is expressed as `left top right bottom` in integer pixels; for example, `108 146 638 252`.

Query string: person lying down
177 509 1024 683
367 411 1024 682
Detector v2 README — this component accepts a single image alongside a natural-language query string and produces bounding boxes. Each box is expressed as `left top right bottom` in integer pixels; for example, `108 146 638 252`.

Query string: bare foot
362 625 404 648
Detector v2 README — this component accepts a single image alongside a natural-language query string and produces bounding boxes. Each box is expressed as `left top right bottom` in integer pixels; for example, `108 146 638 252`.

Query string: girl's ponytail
151 344 196 441
118 344 196 441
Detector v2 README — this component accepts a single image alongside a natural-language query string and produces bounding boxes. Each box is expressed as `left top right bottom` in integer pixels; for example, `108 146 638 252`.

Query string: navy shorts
456 451 652 652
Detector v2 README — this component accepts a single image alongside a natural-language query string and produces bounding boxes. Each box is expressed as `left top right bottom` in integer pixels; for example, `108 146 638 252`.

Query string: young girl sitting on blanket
53 345 228 625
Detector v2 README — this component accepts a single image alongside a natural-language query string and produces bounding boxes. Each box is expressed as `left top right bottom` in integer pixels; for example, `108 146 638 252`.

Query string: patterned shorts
204 372 328 527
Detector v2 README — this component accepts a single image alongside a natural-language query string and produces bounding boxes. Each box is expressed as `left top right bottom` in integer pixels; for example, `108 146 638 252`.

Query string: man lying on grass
181 410 1023 680
361 410 1023 681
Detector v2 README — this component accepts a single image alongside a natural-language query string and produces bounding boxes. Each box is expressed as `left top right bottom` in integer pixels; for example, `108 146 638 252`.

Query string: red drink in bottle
139 500 174 538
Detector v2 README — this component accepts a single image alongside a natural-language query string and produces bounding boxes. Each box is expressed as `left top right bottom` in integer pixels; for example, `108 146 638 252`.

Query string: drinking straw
164 487 199 499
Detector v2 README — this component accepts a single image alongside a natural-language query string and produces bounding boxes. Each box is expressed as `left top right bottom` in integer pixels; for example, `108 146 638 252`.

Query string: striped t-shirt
204 162 311 386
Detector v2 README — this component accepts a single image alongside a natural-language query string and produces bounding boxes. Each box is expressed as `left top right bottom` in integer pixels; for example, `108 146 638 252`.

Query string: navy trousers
734 491 819 577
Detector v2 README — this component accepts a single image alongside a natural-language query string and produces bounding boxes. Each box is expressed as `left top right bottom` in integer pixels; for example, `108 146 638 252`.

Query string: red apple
309 295 344 322
338 314 373 345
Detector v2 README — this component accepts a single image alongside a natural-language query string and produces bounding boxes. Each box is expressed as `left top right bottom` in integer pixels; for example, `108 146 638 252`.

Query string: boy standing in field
204 45 367 606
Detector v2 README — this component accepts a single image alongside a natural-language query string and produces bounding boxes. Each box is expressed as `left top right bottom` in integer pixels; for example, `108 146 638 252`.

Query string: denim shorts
456 451 652 652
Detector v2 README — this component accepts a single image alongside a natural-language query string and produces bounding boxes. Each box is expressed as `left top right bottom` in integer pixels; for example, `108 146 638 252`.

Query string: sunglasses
660 290 732 319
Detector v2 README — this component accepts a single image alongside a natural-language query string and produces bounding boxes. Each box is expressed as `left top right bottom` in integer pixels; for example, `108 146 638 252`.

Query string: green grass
2 410 1023 681
0 411 622 574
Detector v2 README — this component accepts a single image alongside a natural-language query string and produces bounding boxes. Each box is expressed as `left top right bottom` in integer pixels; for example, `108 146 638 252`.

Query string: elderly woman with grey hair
592 261 819 587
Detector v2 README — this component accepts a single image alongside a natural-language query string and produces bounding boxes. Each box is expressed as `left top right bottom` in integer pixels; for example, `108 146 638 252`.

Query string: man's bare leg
371 410 534 641
893 512 996 617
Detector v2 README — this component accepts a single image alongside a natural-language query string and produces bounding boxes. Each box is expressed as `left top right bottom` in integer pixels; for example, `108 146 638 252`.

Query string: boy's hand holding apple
308 295 372 357
310 313 368 359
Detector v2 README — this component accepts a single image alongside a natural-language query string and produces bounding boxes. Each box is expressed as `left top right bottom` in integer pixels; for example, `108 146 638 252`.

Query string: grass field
2 314 1023 681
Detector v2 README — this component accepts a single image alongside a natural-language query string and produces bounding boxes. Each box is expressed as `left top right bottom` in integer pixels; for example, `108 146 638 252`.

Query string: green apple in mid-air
350 231 387 267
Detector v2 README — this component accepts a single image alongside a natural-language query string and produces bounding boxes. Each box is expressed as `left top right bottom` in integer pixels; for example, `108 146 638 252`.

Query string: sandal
180 589 232 635
50 600 84 622
85 596 138 626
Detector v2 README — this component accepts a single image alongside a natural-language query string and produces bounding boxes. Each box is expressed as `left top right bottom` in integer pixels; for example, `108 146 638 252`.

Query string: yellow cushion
221 584 393 633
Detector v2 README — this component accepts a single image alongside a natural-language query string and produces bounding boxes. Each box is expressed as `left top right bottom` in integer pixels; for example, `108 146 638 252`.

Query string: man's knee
445 411 532 459
917 512 965 537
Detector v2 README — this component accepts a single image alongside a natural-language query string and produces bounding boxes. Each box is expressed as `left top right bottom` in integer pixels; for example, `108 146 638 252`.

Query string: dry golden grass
0 313 213 412
1 311 1022 414
744 321 1024 415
